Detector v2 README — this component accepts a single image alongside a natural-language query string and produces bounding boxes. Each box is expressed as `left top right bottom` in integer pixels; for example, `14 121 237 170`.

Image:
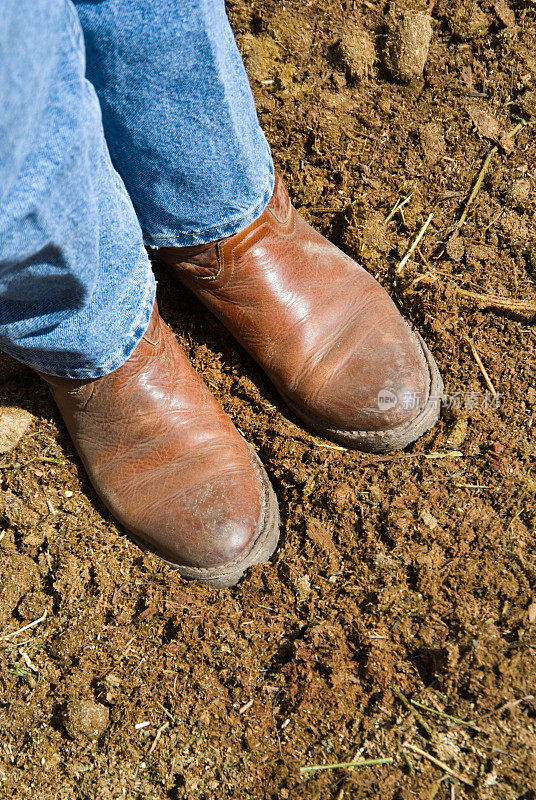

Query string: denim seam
2 275 156 380
145 162 274 246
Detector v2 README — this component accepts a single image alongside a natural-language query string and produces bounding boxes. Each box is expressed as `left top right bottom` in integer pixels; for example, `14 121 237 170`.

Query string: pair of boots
40 175 442 588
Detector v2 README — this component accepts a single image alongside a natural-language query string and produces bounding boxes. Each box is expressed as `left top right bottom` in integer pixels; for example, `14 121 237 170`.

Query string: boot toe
361 340 432 431
296 317 432 434
135 466 264 570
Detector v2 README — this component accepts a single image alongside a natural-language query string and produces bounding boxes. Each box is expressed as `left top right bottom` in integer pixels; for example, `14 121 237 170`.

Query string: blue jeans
0 0 274 378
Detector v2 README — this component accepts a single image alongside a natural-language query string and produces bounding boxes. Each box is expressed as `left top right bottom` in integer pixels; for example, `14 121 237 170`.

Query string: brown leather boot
157 173 443 453
38 302 279 587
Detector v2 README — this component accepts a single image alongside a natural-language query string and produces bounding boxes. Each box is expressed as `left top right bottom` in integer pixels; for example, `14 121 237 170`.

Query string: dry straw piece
454 286 536 317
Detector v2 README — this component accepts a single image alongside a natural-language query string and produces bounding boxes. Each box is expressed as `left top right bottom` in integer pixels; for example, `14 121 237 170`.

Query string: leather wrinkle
39 301 269 571
158 171 438 437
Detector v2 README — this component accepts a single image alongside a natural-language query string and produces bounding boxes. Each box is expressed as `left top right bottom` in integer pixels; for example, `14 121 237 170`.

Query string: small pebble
0 406 33 453
63 699 110 740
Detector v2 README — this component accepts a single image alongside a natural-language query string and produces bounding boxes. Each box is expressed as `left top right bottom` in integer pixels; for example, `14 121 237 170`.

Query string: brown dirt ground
1 1 536 798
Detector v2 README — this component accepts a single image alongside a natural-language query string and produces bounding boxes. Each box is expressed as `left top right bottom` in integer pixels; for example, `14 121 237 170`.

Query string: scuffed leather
158 172 431 433
40 303 264 569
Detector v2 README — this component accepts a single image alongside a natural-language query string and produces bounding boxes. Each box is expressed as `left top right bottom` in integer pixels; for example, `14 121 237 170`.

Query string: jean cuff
143 158 275 248
2 274 156 380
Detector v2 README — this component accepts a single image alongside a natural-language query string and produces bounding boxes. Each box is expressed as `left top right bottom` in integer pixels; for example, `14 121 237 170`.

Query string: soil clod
385 11 432 82
63 699 110 741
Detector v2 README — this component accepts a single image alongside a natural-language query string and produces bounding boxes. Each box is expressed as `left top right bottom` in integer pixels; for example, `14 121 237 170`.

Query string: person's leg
0 0 279 585
0 0 155 378
74 0 442 453
74 0 274 247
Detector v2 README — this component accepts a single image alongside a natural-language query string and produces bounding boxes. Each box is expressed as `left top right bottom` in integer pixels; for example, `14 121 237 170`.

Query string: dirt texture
1 1 536 798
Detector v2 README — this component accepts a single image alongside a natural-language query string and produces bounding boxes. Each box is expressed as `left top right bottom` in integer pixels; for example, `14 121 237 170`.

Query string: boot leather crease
37 302 280 588
157 172 443 453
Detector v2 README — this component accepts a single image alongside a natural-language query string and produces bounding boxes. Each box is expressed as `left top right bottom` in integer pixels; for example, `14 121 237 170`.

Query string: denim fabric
0 0 155 378
0 0 273 378
75 0 275 247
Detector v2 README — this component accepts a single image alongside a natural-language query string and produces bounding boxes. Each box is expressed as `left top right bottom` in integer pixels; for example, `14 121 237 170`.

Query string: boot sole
132 442 280 588
279 324 443 454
